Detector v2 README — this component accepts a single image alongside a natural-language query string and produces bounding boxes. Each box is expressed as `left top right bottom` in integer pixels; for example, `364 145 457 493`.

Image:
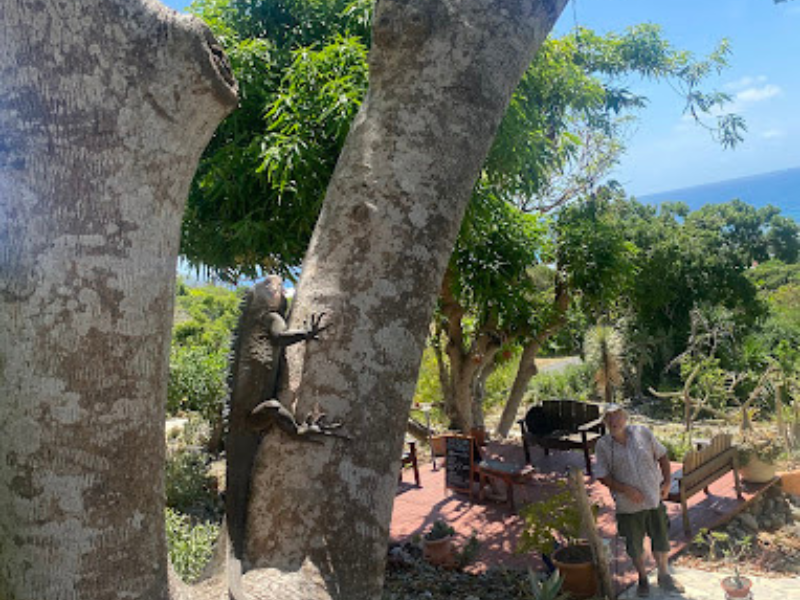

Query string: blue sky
555 0 800 196
163 0 799 196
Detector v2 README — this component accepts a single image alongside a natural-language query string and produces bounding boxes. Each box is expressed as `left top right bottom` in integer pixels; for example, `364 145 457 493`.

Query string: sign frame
443 434 475 499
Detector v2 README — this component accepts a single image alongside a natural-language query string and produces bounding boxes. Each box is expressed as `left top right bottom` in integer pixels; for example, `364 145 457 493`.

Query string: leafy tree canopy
183 0 370 282
183 0 743 284
606 198 798 387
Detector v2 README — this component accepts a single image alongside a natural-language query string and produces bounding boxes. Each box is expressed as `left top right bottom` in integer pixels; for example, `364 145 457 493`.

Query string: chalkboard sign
444 435 474 497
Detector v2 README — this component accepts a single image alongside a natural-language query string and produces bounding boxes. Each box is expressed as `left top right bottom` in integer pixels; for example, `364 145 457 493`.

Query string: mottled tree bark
0 1 236 599
242 1 568 599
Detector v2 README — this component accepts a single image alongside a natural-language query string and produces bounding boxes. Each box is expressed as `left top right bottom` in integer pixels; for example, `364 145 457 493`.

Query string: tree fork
242 1 568 599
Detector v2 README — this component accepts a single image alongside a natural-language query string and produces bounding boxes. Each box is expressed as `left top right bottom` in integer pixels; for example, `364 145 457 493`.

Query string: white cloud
736 84 782 104
725 75 767 91
761 128 786 139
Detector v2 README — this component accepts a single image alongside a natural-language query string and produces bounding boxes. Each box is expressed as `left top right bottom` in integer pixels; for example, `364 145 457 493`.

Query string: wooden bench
518 400 604 476
665 433 743 535
477 459 534 509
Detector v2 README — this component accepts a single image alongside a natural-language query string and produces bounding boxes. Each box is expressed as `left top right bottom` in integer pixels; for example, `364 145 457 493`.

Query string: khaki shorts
616 504 670 559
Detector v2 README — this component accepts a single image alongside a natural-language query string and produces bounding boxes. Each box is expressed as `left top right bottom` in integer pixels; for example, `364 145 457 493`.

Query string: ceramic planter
423 536 455 567
740 457 776 484
721 574 752 598
551 542 598 600
470 426 486 446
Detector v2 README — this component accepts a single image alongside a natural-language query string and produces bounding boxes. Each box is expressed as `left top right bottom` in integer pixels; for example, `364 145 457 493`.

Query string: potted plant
422 520 456 567
721 567 753 599
737 435 783 483
517 486 598 600
692 529 755 597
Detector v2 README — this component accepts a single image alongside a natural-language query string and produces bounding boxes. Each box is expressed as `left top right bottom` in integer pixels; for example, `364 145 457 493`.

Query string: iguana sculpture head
252 274 287 315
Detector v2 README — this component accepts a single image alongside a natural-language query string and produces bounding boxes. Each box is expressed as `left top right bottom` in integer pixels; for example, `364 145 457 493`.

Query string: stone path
618 565 800 599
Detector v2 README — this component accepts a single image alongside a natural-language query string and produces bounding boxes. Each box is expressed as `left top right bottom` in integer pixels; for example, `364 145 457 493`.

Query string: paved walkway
618 565 800 599
391 440 787 598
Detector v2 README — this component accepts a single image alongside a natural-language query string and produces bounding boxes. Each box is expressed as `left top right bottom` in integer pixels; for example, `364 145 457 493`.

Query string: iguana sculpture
225 275 344 562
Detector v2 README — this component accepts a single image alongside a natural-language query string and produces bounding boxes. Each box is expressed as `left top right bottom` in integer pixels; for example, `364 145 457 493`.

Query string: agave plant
584 323 625 404
527 569 570 600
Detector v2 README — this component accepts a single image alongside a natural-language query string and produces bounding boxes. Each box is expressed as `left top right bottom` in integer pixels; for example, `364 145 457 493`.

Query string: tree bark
495 279 569 438
471 354 499 431
0 2 237 599
241 1 568 599
495 341 540 438
437 265 504 431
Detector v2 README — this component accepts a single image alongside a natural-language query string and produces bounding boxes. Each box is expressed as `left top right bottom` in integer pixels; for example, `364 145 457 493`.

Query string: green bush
165 507 219 583
525 363 593 403
173 282 241 351
167 346 227 420
164 448 218 517
659 432 693 462
483 350 523 411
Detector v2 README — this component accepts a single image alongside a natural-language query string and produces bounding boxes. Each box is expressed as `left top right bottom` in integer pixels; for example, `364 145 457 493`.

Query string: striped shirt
594 425 667 514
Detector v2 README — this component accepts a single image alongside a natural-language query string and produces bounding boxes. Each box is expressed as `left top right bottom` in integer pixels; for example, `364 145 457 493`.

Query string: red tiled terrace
391 440 779 595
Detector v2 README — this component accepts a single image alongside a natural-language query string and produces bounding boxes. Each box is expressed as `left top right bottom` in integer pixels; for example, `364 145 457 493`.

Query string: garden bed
383 542 534 600
675 486 800 576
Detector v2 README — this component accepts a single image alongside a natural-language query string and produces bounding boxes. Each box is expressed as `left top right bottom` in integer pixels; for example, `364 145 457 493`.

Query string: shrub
517 486 582 556
413 347 444 406
167 346 227 421
659 432 693 462
164 448 219 517
525 363 593 403
483 349 523 411
165 507 219 583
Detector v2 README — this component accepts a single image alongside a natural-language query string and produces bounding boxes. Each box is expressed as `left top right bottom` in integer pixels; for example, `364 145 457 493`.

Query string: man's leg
649 505 685 593
654 550 669 578
633 554 649 582
617 511 649 597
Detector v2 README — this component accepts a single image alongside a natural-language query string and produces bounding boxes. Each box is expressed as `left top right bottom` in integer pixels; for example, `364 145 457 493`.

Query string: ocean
638 167 800 224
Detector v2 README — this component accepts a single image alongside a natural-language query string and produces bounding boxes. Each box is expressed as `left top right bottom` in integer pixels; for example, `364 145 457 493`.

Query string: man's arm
598 475 645 504
647 425 672 499
658 452 672 499
595 440 645 504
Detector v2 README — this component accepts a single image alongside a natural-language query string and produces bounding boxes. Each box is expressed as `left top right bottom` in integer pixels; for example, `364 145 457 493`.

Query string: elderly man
594 404 684 598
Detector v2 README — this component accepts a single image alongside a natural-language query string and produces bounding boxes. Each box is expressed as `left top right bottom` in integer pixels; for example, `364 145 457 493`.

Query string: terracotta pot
423 536 455 567
740 457 776 483
470 426 487 446
551 543 597 600
431 435 447 457
721 575 752 598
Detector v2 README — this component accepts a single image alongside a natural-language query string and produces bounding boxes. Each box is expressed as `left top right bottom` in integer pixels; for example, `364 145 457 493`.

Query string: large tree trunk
0 2 237 599
241 1 567 599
